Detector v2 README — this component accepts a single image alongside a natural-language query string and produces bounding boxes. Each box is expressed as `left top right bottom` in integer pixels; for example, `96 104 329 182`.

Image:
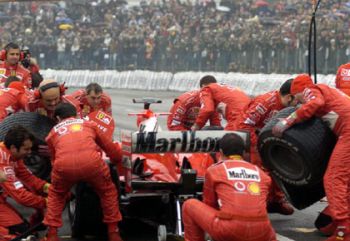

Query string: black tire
0 112 55 180
274 177 325 210
69 182 106 238
69 164 120 238
258 107 336 186
24 154 51 181
0 112 55 143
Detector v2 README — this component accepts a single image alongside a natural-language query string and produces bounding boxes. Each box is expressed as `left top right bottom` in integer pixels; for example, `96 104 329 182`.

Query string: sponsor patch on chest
226 167 261 182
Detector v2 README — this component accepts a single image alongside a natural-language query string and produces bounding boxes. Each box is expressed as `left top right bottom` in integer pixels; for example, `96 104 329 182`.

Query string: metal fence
32 44 350 74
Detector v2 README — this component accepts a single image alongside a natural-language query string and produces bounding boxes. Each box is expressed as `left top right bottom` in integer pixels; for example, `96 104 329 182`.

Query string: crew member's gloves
272 112 298 137
43 183 50 194
0 170 6 183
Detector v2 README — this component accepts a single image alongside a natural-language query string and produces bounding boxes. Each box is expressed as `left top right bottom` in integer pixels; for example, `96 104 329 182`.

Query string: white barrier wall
41 70 336 96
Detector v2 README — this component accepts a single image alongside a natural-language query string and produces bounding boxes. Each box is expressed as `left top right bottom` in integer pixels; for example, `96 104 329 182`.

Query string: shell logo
248 182 261 195
70 124 82 132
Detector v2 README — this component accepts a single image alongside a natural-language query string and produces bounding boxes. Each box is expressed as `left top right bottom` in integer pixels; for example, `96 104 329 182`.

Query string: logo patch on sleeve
13 181 23 189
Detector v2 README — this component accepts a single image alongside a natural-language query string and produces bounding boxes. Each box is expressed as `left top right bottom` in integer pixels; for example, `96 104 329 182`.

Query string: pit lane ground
19 89 329 241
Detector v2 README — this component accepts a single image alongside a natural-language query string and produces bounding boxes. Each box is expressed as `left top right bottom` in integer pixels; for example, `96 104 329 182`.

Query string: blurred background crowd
0 0 349 73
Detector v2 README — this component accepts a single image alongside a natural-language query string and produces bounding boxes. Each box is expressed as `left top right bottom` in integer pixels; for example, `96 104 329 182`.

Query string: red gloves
272 112 298 137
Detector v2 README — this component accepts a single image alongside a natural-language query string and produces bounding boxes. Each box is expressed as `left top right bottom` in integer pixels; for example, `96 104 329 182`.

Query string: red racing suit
28 95 82 120
291 84 350 223
43 117 123 228
195 83 250 130
182 156 276 241
0 143 46 228
0 88 28 121
235 90 286 203
69 89 112 117
167 90 221 130
236 90 284 146
0 62 32 89
335 62 350 96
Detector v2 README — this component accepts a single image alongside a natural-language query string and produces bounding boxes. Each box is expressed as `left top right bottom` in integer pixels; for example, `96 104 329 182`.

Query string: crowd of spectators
0 0 349 74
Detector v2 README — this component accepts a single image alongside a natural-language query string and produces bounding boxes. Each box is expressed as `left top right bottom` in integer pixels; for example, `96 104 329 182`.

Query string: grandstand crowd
0 0 349 73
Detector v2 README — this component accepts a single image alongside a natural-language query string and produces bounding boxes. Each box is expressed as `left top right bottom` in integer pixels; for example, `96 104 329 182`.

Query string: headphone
0 43 25 61
33 82 67 99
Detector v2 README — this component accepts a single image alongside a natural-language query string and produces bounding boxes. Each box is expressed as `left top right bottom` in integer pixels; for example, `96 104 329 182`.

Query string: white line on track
277 233 295 241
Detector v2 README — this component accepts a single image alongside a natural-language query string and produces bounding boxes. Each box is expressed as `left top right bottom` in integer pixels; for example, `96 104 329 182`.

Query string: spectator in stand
0 43 32 89
0 1 348 73
167 90 221 131
69 83 112 117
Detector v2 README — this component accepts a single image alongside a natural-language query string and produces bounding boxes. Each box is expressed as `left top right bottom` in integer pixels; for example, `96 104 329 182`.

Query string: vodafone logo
341 68 350 77
234 181 246 192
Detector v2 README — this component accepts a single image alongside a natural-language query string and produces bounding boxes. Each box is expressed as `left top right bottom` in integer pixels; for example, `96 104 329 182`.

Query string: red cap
8 81 25 93
290 74 314 95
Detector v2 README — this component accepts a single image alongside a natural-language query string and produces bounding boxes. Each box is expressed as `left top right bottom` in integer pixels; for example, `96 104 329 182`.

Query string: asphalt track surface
17 89 330 241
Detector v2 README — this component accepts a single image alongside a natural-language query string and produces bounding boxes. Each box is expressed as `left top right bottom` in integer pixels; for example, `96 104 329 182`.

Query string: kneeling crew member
182 133 276 241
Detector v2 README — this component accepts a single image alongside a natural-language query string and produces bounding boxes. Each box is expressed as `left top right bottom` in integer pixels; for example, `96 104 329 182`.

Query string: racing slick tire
0 112 55 179
69 164 120 238
274 177 325 210
258 107 336 187
69 182 106 238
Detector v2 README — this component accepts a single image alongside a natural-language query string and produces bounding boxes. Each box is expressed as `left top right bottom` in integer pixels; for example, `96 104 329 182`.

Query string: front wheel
68 192 84 239
68 183 106 238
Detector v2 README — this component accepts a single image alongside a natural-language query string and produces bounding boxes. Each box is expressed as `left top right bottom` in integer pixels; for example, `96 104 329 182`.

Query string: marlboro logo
226 167 261 181
131 131 248 154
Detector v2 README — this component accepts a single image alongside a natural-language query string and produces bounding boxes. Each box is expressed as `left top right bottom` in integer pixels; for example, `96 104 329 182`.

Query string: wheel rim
68 197 77 225
158 225 167 241
267 143 307 181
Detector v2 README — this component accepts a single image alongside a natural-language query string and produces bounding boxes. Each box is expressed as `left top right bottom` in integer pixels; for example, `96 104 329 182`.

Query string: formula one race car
68 98 250 241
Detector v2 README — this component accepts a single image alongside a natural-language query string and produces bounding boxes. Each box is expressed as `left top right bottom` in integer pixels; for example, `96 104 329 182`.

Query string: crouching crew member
182 133 276 241
0 126 49 240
